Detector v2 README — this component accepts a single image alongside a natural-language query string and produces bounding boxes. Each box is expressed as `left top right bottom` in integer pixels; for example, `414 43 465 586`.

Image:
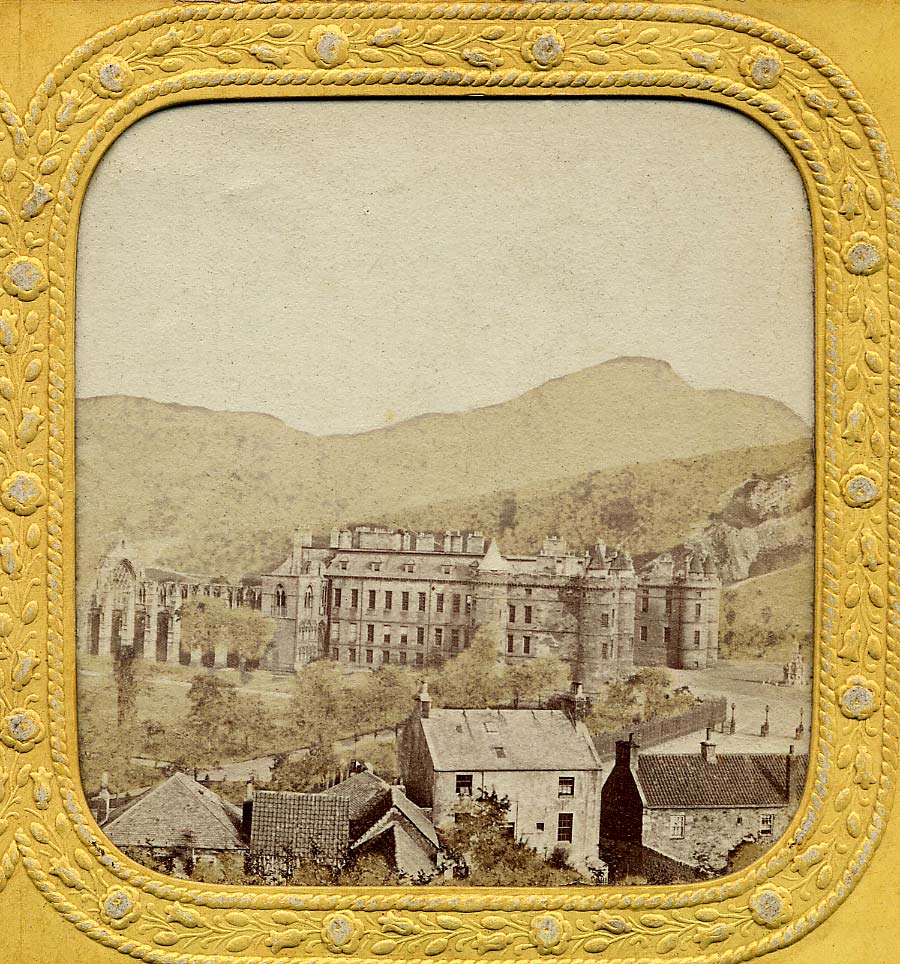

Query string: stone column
123 592 135 650
166 604 180 663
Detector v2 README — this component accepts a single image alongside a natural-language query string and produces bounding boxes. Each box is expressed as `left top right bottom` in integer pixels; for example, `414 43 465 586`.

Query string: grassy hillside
75 356 810 587
720 562 815 661
375 438 812 567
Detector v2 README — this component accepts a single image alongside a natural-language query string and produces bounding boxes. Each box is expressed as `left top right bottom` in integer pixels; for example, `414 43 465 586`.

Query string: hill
75 356 810 585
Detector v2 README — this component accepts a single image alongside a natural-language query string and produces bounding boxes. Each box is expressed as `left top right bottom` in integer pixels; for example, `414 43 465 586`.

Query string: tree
287 660 350 743
427 626 506 708
113 643 140 728
507 656 569 704
438 791 580 886
185 674 240 762
269 742 338 793
179 596 274 670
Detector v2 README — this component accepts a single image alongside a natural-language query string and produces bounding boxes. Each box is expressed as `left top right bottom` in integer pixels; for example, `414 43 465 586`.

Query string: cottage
98 771 247 877
599 733 807 881
398 683 604 872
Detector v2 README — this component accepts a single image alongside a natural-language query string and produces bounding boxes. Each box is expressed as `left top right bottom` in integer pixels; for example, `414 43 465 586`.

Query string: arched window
274 584 287 617
304 585 314 610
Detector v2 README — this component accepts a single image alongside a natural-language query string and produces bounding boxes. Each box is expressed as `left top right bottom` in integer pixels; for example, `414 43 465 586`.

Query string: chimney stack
700 727 717 765
241 782 254 839
786 744 799 807
615 733 640 772
416 681 432 720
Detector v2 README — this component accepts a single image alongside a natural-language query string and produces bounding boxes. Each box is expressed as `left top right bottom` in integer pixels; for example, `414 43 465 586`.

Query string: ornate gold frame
0 1 896 961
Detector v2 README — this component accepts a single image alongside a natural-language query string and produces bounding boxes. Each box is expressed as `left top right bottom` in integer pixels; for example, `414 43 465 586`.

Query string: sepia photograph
74 97 814 889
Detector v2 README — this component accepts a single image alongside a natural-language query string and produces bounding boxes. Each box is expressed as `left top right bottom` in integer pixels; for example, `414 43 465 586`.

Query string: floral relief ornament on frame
0 1 896 962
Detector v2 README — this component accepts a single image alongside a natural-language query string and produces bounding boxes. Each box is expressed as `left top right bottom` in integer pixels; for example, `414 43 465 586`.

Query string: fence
592 697 728 760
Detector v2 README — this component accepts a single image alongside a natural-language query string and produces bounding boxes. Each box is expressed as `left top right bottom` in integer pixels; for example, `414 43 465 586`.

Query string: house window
665 591 673 614
760 813 775 835
371 561 382 572
367 624 375 643
493 746 506 759
523 636 531 654
383 629 391 645
694 630 701 646
557 813 573 843
524 605 533 624
418 592 426 612
274 584 287 617
417 627 425 645
415 653 424 666
383 650 390 664
404 563 415 573
507 634 514 654
368 590 376 610
442 565 452 576
434 628 443 647
670 814 686 839
451 628 460 650
339 560 348 571
333 587 342 608
695 603 702 618
456 774 473 796
348 649 356 662
400 627 408 646
640 625 648 642
465 595 472 614
536 822 544 832
436 593 444 613
385 590 393 610
331 646 339 659
641 594 649 613
333 623 341 641
601 612 609 628
351 589 359 609
453 594 461 614
366 649 374 664
509 605 516 623
399 652 407 665
664 627 671 642
558 776 575 797
304 585 313 610
402 591 410 611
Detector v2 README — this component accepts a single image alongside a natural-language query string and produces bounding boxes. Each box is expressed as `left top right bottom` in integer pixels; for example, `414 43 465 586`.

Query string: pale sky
76 98 813 435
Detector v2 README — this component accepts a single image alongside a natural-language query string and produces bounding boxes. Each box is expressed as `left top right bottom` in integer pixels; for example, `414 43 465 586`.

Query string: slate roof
637 753 809 809
321 770 391 831
102 772 246 851
420 708 602 772
250 790 350 863
325 553 477 582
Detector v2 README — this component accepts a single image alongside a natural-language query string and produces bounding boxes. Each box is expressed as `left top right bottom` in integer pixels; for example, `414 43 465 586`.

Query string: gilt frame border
0 2 895 962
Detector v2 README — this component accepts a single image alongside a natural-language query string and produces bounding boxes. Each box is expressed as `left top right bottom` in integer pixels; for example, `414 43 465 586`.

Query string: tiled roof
637 753 808 809
250 790 350 863
420 708 602 772
102 772 246 851
354 820 437 880
321 771 391 829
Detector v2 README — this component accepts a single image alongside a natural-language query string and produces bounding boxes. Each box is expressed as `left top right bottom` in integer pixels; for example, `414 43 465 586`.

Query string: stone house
97 771 248 877
398 684 604 873
599 734 807 879
246 769 438 883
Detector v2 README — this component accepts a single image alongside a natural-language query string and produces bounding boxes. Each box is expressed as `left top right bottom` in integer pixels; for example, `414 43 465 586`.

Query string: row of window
508 605 534 624
456 774 575 796
346 624 470 648
669 812 774 839
639 594 703 617
507 634 532 655
331 647 427 666
332 588 474 614
638 626 705 646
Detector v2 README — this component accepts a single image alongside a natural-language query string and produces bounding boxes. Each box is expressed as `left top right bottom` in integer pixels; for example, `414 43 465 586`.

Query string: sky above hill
76 98 813 436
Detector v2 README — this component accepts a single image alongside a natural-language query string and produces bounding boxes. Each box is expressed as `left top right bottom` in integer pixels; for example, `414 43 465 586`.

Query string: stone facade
398 686 604 873
599 735 807 876
81 526 720 684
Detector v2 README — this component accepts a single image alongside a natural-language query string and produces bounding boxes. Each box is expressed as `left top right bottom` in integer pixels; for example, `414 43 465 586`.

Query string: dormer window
339 559 348 571
404 563 415 573
371 561 382 572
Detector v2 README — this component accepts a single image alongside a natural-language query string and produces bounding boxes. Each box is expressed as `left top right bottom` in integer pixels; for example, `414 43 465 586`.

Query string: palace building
80 525 720 691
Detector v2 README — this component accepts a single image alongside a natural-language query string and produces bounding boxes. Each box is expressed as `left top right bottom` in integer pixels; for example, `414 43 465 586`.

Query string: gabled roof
354 820 437 880
636 753 808 809
250 790 350 863
419 708 602 772
102 772 246 851
321 770 391 828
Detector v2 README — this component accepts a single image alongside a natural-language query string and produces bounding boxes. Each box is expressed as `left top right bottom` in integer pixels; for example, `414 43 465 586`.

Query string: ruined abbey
80 526 720 691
